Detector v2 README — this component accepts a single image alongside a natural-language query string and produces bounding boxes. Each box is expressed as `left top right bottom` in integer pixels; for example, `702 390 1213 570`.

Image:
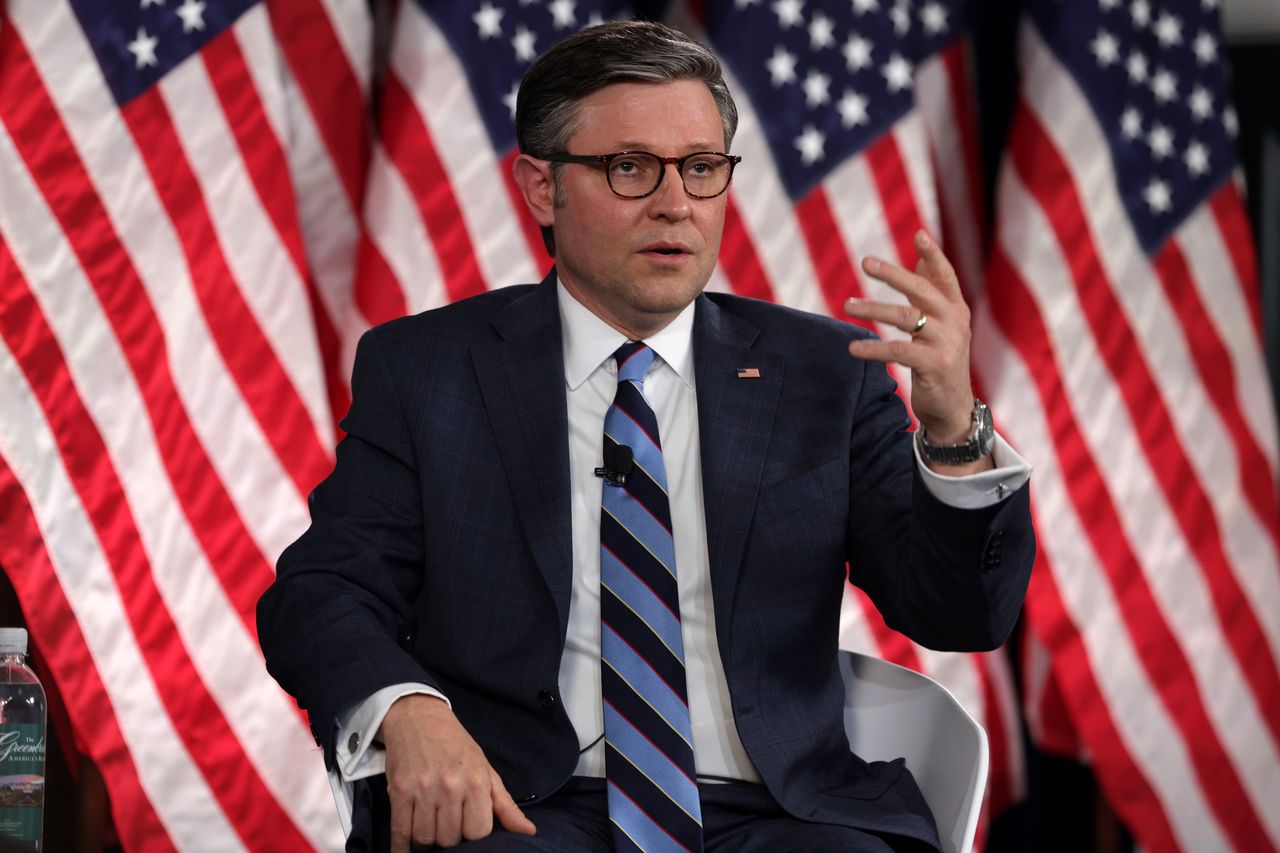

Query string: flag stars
843 34 873 71
175 0 205 33
1154 12 1183 47
1126 50 1148 84
1188 86 1213 121
766 46 798 86
141 0 165 7
1120 106 1143 139
1151 68 1177 103
1092 30 1119 67
1193 31 1218 64
1184 141 1210 177
1148 122 1174 159
882 53 914 92
809 13 836 49
1224 106 1238 137
512 25 537 62
127 27 159 69
890 1 911 35
1098 0 1120 9
548 0 576 29
921 3 949 35
502 81 520 119
852 0 879 13
1131 0 1151 28
473 3 504 39
802 70 831 106
795 124 826 164
838 89 870 127
1143 178 1172 214
772 0 805 28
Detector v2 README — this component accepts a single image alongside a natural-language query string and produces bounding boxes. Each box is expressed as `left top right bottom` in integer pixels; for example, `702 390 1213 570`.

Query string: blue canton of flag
1029 0 1238 252
421 0 643 154
704 0 967 200
69 0 258 106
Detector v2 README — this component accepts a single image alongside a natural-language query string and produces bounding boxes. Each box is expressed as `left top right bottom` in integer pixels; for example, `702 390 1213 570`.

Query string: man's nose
648 163 692 219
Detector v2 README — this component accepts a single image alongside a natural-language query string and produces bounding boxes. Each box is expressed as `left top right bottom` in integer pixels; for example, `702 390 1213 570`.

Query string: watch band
916 399 995 465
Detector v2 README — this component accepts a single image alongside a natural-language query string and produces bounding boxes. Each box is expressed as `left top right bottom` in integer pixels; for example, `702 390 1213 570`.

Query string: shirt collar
557 278 696 391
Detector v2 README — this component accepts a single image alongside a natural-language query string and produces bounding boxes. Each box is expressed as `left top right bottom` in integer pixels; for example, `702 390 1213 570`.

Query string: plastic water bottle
0 629 44 850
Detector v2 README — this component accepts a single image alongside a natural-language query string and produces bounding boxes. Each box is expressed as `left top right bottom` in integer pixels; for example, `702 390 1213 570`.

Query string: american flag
980 0 1280 850
0 0 368 847
1 0 1274 851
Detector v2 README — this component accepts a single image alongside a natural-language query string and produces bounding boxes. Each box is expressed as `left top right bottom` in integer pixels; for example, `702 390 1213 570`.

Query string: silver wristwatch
916 399 995 465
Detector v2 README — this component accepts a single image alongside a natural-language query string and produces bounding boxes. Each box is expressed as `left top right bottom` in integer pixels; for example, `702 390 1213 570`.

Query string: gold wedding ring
911 313 928 336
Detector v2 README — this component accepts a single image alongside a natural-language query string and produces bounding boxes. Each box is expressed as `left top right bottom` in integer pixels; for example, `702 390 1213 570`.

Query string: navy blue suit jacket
257 274 1034 850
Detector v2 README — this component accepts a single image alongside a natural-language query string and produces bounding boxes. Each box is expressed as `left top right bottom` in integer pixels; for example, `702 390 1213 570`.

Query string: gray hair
515 20 739 257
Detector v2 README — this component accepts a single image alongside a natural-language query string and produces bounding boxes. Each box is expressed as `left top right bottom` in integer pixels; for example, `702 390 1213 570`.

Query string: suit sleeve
843 358 1035 652
257 330 439 761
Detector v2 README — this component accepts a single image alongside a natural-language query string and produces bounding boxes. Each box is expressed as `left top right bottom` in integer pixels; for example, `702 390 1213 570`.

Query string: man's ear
512 154 557 227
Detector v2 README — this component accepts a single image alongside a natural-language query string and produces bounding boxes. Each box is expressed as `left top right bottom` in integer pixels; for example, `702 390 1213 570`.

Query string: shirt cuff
914 432 1032 510
326 683 450 836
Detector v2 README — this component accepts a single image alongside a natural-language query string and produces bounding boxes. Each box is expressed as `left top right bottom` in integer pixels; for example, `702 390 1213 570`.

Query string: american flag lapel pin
737 367 761 379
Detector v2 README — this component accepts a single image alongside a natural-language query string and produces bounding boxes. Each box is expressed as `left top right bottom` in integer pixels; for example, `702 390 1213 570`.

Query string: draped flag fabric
0 0 1274 850
0 0 368 847
978 1 1280 851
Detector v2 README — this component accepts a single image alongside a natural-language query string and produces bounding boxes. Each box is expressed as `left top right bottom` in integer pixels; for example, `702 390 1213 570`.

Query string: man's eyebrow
612 141 725 152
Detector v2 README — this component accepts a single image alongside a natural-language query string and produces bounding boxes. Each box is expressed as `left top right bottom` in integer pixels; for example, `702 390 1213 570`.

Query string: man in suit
257 20 1034 853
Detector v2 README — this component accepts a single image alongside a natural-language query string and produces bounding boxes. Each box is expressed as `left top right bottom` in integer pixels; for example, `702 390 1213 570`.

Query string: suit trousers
424 776 935 852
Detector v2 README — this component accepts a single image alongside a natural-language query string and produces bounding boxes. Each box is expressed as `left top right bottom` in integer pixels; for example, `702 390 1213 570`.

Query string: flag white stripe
973 301 1231 851
158 47 334 449
1020 27 1280 663
0 122 342 850
999 163 1280 836
313 0 373 94
364 143 450 314
395 7 538 291
0 340 246 853
719 66 827 315
1176 206 1280 470
891 112 942 240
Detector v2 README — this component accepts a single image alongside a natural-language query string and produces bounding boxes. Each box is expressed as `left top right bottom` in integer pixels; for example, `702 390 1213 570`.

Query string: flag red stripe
0 239 312 849
354 228 411 326
265 0 368 212
1023 547 1181 853
719 197 778 302
499 148 554 273
0 455 175 851
120 89 333 498
988 244 1272 849
1012 105 1280 747
864 133 925 268
380 71 488 302
846 586 921 669
978 657 1014 813
0 23 273 634
202 30 351 431
941 42 985 250
1153 239 1280 545
794 189 866 321
1208 181 1264 344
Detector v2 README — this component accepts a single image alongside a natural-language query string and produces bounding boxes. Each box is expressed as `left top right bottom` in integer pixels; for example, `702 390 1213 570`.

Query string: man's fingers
433 788 464 848
491 771 538 836
848 337 923 368
843 299 931 336
859 256 936 306
388 792 416 853
913 230 961 298
460 781 494 841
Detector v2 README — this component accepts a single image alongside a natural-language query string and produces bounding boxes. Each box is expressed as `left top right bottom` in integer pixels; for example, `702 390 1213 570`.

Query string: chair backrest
838 651 988 853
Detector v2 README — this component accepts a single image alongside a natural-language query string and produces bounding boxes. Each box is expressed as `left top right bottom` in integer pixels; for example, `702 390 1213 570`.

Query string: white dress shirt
327 282 1031 830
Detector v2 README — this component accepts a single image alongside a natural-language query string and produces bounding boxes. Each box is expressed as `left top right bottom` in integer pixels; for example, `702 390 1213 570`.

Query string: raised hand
843 229 991 472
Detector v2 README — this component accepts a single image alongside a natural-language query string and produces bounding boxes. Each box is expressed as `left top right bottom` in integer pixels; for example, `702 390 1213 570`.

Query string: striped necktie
600 341 703 853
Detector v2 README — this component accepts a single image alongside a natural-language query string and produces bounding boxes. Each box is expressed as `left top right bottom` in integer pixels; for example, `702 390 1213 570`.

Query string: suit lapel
693 297 783 646
472 276 575 638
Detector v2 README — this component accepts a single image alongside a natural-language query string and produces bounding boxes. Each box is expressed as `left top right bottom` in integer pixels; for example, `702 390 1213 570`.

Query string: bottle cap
0 628 29 655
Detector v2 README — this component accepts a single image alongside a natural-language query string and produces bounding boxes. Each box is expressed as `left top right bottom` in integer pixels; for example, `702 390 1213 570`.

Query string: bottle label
0 724 43 842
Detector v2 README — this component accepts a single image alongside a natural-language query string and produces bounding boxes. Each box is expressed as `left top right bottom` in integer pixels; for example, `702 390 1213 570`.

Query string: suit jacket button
347 732 360 754
537 689 557 710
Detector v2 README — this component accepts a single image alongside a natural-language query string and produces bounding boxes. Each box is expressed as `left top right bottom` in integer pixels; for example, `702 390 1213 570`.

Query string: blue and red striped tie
600 342 704 853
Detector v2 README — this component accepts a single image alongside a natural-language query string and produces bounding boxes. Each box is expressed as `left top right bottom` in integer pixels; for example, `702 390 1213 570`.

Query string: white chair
839 651 989 853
